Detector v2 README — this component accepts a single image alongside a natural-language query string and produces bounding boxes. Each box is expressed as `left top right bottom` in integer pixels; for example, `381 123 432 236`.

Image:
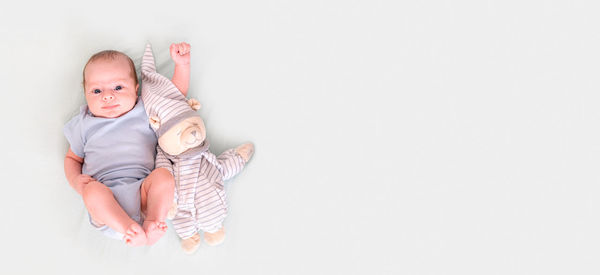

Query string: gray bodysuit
64 98 157 239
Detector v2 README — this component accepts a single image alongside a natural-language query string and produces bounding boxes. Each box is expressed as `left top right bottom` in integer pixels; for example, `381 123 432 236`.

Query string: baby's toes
125 228 136 239
143 221 166 246
158 222 168 232
127 225 140 236
124 224 147 246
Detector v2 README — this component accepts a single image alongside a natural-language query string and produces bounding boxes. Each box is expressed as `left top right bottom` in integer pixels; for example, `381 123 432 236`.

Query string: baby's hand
71 174 95 195
170 42 191 65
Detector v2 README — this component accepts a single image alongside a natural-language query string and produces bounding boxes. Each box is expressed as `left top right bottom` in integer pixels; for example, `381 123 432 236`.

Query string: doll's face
159 116 206 155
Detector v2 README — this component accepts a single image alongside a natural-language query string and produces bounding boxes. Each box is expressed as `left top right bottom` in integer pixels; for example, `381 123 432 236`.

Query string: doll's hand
170 42 191 65
71 174 95 195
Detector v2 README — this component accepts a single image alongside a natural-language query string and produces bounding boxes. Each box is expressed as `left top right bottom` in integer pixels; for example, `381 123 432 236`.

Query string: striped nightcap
140 43 200 138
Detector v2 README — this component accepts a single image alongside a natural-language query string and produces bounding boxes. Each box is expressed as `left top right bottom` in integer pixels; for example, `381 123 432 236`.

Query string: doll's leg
181 233 202 254
140 168 175 245
174 210 203 253
218 143 254 180
204 226 226 246
82 181 147 246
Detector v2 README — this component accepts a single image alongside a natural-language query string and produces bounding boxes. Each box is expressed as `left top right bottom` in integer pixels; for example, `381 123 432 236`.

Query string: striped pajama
156 144 246 239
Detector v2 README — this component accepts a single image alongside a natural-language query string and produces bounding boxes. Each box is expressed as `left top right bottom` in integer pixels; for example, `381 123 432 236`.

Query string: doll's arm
170 42 191 97
216 149 246 181
64 149 95 195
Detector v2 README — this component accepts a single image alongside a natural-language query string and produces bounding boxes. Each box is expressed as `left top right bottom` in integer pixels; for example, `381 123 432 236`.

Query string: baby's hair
82 50 138 87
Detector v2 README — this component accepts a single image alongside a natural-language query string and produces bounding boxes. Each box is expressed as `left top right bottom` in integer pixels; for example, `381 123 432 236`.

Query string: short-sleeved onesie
64 98 157 239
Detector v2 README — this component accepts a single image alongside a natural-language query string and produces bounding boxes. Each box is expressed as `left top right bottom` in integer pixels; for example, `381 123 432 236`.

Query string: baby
63 43 191 246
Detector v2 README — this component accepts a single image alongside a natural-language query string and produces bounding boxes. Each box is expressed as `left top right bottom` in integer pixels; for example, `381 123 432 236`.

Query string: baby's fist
170 42 191 65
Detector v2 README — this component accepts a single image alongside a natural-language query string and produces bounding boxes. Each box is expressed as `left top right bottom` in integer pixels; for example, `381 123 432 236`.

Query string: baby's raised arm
170 42 191 96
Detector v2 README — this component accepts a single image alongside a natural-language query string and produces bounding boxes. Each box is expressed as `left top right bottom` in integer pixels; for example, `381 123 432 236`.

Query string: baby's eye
93 89 102 94
115 85 123 91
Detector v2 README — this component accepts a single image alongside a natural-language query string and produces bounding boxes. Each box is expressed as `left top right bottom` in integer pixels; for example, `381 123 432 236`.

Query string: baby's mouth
102 104 120 109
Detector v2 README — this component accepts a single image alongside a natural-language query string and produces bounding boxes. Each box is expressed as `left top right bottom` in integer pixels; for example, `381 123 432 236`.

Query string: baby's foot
143 220 167 246
124 223 147 247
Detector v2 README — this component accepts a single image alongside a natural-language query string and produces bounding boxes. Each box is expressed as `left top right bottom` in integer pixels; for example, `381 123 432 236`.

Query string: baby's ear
187 98 201 111
149 115 161 130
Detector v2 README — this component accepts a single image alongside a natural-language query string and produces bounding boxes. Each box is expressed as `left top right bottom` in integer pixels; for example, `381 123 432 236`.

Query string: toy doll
141 44 254 253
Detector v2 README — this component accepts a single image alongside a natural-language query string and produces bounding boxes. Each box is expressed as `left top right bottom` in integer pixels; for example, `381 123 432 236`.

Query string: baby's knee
81 181 109 203
153 168 175 187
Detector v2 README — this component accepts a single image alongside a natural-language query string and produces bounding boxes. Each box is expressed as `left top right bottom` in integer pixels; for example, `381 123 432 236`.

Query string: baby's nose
103 93 114 101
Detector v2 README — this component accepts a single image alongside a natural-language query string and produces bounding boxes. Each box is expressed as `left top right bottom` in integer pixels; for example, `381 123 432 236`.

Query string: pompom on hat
141 43 201 138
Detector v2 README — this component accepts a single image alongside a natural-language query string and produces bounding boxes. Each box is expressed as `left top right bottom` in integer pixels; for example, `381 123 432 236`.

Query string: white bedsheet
2 0 600 274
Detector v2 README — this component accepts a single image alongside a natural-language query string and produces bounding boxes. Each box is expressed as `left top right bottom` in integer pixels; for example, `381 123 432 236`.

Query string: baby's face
84 58 138 118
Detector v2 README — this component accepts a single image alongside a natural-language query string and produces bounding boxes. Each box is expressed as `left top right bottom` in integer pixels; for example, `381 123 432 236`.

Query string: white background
1 0 599 274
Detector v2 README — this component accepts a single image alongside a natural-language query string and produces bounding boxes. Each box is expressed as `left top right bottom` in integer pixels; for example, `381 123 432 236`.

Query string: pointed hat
141 44 201 138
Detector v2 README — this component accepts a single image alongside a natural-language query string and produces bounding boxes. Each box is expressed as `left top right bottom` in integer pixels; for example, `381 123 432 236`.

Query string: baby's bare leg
140 168 175 245
82 181 147 246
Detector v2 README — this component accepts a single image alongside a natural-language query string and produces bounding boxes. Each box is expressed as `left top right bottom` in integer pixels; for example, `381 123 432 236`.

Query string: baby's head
83 50 139 118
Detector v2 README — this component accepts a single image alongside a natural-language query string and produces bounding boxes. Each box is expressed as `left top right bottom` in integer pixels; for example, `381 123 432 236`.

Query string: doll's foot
124 223 147 247
235 143 255 163
181 233 202 254
204 227 226 246
143 220 167 246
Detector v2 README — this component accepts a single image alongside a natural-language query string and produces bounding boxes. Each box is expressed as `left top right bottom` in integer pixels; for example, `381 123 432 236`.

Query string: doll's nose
181 126 203 146
183 132 198 145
